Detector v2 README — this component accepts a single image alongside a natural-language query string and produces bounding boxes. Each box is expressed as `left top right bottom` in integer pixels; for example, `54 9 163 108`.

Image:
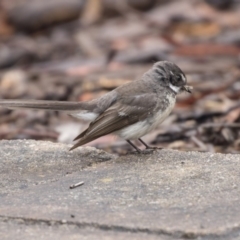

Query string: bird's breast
117 94 176 140
150 94 176 130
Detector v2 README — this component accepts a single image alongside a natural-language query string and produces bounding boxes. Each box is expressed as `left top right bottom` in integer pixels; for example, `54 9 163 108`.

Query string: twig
69 181 84 189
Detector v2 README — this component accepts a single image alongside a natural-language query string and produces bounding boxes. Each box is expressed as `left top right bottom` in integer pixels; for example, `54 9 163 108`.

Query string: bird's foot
127 139 163 154
129 149 154 155
145 146 162 150
138 138 162 151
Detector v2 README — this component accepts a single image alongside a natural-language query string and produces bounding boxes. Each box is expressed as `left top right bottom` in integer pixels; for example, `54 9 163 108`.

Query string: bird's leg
138 138 162 150
126 140 141 153
126 139 160 154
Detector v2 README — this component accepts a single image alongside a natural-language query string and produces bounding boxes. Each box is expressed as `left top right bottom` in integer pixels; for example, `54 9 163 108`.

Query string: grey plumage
0 61 191 152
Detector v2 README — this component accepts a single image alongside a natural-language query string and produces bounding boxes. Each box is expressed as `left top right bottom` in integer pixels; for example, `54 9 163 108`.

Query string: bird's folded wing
70 93 157 150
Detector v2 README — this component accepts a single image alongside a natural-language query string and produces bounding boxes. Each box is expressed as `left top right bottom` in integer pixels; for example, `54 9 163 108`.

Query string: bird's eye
177 75 181 81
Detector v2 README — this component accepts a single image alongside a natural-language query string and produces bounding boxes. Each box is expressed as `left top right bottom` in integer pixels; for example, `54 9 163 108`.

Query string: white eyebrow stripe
181 74 186 82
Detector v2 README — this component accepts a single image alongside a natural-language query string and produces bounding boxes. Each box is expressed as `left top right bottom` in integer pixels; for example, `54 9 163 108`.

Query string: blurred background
0 0 239 154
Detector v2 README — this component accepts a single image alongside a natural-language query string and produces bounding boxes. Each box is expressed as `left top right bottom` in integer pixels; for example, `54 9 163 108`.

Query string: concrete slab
1 140 240 239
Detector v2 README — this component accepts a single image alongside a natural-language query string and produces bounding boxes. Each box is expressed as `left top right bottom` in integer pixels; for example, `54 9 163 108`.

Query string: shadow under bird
0 61 192 153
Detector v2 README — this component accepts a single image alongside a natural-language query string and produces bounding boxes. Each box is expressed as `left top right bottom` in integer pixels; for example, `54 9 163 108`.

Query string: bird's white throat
169 83 181 93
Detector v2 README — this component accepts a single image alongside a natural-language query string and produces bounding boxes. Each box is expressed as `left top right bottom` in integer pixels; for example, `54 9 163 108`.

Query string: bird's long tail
0 99 84 113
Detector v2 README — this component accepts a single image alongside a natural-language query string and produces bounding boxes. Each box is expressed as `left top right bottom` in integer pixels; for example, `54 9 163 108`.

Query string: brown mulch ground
0 0 239 154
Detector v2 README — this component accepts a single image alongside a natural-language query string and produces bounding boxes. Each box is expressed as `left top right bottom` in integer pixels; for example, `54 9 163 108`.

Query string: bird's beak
182 85 192 93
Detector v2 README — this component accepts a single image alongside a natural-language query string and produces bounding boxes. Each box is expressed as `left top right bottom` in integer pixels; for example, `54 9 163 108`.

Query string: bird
0 61 192 153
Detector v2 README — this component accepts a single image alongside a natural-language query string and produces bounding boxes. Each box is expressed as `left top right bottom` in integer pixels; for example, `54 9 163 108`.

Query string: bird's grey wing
70 93 157 150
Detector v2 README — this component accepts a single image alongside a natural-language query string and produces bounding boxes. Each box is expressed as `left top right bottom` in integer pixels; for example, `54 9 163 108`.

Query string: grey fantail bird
0 61 192 152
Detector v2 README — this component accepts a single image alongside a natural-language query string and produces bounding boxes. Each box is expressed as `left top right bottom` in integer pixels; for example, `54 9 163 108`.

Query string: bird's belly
117 95 176 140
116 120 152 140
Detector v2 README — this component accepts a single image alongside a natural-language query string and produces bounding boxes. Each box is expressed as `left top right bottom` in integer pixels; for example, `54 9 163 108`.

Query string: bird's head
151 61 192 94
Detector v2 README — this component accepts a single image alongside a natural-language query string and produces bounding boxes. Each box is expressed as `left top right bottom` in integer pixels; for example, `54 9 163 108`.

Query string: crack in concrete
1 215 240 239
